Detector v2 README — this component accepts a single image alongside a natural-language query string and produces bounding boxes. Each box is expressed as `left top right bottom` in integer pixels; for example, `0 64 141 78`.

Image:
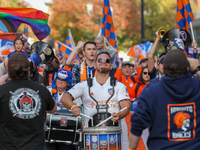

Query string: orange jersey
114 68 136 100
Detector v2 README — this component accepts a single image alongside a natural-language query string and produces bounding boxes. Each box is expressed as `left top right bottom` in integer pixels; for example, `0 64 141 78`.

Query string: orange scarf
80 61 97 82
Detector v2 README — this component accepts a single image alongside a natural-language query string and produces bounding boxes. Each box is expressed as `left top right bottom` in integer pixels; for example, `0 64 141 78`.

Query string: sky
25 0 52 13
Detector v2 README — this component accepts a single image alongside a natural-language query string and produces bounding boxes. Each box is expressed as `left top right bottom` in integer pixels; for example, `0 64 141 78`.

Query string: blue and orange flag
176 0 194 31
127 43 153 60
65 29 75 47
177 0 194 57
101 0 118 49
23 24 28 37
57 29 77 64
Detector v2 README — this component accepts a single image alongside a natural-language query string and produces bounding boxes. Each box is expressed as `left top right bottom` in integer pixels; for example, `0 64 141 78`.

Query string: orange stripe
125 112 133 138
0 7 49 19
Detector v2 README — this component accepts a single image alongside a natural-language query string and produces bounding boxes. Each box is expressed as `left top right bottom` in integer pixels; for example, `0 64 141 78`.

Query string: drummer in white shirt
61 51 130 150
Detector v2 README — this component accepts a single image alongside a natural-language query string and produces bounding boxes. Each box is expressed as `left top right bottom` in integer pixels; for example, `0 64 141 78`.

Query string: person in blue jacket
129 50 200 150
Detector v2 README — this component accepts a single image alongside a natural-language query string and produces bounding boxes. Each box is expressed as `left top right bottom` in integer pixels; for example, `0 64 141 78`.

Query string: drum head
83 126 121 134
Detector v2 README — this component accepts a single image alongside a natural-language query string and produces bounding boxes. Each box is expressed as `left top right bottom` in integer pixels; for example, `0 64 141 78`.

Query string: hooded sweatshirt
131 74 200 150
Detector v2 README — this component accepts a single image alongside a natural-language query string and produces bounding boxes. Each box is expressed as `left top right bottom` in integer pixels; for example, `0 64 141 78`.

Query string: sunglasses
97 58 111 63
143 72 150 75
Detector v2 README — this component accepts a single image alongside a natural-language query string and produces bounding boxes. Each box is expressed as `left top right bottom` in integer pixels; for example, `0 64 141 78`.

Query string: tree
47 0 199 52
48 0 140 51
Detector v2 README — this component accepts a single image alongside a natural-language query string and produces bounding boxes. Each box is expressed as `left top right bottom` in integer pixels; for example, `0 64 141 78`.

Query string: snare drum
83 126 121 150
45 105 81 144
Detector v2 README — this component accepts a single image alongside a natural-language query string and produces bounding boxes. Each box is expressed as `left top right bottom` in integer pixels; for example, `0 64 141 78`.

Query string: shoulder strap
131 75 135 83
110 76 116 86
135 83 140 96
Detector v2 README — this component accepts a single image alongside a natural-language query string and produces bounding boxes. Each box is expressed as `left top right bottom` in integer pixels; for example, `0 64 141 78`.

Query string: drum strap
87 77 116 122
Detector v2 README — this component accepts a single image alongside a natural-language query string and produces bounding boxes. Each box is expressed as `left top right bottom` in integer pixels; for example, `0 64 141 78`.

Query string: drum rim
83 126 122 133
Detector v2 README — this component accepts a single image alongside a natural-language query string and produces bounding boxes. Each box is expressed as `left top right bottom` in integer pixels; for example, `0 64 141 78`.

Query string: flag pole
57 40 74 51
68 28 76 48
190 22 195 42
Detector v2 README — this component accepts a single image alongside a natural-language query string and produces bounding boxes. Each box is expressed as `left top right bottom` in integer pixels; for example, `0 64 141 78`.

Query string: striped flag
127 43 153 60
65 29 75 48
57 40 78 64
176 0 194 31
23 24 28 37
176 0 194 57
101 0 118 49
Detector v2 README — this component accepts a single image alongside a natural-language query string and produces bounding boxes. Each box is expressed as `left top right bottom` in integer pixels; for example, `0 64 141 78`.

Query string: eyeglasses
143 72 150 75
97 58 111 64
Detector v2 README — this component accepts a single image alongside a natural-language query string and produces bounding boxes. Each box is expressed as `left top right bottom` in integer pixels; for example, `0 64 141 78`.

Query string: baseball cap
158 57 165 64
140 58 148 64
164 50 189 71
122 61 131 67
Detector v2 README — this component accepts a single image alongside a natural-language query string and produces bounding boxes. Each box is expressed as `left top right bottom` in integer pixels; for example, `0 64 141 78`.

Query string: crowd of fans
0 28 200 150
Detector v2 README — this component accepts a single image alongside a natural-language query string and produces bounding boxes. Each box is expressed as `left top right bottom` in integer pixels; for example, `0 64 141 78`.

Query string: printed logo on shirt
9 88 41 119
129 82 133 87
167 103 196 141
90 100 116 108
108 88 113 95
90 92 94 95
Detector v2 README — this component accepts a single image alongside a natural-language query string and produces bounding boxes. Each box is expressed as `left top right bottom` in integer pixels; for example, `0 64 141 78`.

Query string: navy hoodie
131 74 200 150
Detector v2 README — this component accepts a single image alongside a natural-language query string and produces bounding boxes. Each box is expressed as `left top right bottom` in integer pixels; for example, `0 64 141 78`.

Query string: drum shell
83 126 121 150
45 106 81 144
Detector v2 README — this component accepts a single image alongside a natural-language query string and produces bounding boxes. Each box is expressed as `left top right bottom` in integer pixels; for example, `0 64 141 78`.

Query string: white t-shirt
68 76 130 127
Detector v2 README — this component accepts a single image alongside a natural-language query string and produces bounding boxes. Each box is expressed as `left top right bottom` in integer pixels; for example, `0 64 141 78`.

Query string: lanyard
54 90 67 104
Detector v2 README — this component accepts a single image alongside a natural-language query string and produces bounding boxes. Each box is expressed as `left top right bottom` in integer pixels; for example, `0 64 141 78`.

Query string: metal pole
141 0 145 43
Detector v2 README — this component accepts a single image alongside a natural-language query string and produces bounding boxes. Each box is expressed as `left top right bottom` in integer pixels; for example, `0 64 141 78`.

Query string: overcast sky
25 0 52 13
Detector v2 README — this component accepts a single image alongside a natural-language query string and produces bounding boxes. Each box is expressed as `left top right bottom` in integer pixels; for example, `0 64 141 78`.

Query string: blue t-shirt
8 51 29 59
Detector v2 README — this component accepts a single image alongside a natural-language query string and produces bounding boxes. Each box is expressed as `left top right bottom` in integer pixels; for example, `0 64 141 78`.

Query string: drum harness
87 76 118 127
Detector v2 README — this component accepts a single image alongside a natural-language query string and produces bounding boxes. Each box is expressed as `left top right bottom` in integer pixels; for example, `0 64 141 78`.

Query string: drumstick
95 107 127 127
80 113 93 120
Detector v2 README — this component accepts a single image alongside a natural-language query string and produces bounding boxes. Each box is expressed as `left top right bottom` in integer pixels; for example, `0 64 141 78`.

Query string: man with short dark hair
72 41 97 86
129 50 200 150
0 52 57 150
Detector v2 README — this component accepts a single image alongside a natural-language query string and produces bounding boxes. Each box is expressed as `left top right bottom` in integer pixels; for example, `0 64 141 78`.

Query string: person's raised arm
148 28 160 72
192 41 198 58
60 52 66 66
188 57 200 78
66 41 85 65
